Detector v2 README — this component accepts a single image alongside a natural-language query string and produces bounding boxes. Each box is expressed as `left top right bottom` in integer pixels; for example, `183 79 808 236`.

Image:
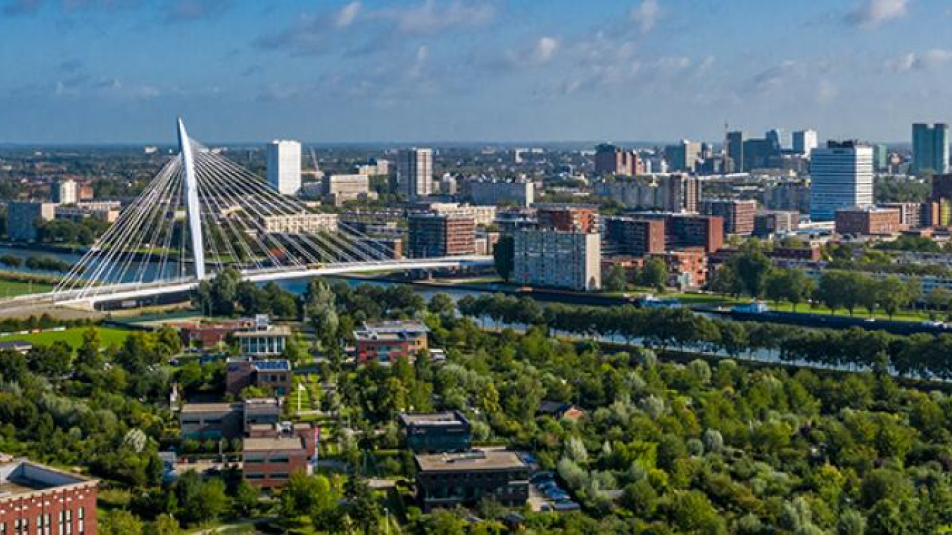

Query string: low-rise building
835 206 903 235
259 212 338 234
651 248 708 289
179 398 282 439
0 454 98 535
234 325 292 355
466 180 535 207
423 203 497 227
226 359 292 397
513 229 601 291
242 437 311 490
353 320 429 365
54 202 121 224
753 211 800 237
398 411 472 453
415 450 529 512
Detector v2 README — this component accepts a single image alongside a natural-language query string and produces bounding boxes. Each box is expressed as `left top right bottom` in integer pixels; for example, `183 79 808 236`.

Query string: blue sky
0 0 950 144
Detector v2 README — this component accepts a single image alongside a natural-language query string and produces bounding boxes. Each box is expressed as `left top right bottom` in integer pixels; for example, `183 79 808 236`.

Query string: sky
0 0 950 144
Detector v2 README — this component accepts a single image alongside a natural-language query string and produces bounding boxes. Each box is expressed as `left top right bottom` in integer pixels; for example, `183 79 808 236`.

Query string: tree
732 250 772 297
709 264 743 296
100 510 144 535
281 472 340 523
876 275 910 319
493 235 514 282
604 264 628 292
428 293 456 317
927 287 952 312
764 268 815 311
639 257 668 291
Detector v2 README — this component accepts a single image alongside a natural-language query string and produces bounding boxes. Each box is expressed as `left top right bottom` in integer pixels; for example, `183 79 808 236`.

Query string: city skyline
2 0 952 144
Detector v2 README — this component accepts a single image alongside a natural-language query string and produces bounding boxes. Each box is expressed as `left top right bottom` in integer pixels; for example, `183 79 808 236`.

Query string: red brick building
651 248 709 289
667 214 724 253
0 455 98 535
536 204 599 233
407 213 476 258
835 207 903 235
242 437 311 490
701 199 757 236
603 217 666 256
225 359 292 397
353 320 429 365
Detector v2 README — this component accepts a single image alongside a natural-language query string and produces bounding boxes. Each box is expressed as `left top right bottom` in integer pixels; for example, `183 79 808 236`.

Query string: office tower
872 144 888 172
266 140 302 196
792 129 818 156
397 148 434 199
407 213 475 258
52 179 78 204
726 131 744 173
809 141 874 221
912 123 950 175
766 128 786 151
664 140 701 172
593 144 639 176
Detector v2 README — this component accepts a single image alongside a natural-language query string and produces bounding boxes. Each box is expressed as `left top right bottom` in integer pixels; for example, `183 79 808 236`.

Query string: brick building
0 454 98 535
535 204 599 233
603 217 666 256
835 207 903 235
353 320 429 365
242 437 311 490
407 213 476 258
666 214 724 253
651 248 708 289
225 359 292 397
701 199 757 236
753 211 800 237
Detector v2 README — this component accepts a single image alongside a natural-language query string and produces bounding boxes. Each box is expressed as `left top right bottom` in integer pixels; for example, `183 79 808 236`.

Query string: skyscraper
664 140 701 172
397 148 433 199
726 131 744 172
52 179 78 204
266 140 302 196
792 129 818 156
809 141 874 221
912 123 950 175
766 128 786 151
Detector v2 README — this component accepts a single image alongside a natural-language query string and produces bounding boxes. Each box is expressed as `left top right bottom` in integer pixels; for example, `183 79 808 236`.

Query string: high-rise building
593 144 640 176
397 148 434 199
52 179 78 204
6 202 57 241
603 217 666 256
664 140 701 172
266 140 302 196
700 199 757 236
809 141 874 221
726 131 744 172
766 129 786 151
407 213 475 258
912 123 950 175
466 180 535 207
872 144 888 172
514 229 601 291
792 129 818 156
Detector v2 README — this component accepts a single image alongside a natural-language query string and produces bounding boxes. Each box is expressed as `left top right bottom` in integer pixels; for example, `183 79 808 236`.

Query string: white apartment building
467 180 535 207
514 229 601 291
266 140 302 196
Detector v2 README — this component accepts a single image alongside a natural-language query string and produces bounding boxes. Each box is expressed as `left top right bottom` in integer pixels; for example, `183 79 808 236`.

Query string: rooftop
399 411 470 428
0 456 96 500
243 437 305 452
180 402 239 414
415 450 526 473
233 325 292 338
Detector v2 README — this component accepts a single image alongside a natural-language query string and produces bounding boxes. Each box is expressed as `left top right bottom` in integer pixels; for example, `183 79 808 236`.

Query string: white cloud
376 0 495 35
335 1 361 28
530 37 559 65
629 0 660 33
847 0 909 29
885 48 952 72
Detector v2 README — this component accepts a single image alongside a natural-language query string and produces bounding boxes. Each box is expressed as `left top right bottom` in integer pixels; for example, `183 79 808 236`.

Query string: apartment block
514 229 601 291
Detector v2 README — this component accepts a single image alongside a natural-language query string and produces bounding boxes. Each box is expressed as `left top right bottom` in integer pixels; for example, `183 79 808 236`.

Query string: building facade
809 141 874 221
701 199 757 236
242 437 311 490
226 359 292 397
593 144 640 176
266 140 302 196
912 123 950 175
353 320 429 365
407 213 476 258
52 179 78 204
397 148 433 199
513 229 601 291
466 180 535 207
414 450 529 512
603 217 666 256
0 455 98 535
398 412 472 453
753 211 800 236
792 129 818 156
535 204 599 233
835 207 903 235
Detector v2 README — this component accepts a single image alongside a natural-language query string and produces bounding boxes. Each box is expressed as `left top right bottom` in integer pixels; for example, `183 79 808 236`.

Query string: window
272 473 289 479
245 473 264 479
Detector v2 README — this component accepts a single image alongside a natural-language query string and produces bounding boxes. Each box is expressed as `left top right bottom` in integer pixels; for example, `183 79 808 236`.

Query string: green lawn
0 279 55 297
2 326 133 349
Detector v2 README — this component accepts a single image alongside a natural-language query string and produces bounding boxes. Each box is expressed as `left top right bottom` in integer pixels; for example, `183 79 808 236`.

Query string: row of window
243 457 291 464
244 473 289 480
0 508 85 535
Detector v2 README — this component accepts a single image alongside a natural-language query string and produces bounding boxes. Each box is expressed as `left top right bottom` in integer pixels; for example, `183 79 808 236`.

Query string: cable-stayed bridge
4 120 491 310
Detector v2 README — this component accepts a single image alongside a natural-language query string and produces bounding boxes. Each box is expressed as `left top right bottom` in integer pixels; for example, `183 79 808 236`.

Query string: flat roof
234 325 292 338
415 450 526 472
243 437 305 452
0 457 96 499
180 402 238 414
399 411 469 427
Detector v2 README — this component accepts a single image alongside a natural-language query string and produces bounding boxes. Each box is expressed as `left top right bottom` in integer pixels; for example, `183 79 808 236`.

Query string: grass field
1 326 134 349
0 279 55 297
